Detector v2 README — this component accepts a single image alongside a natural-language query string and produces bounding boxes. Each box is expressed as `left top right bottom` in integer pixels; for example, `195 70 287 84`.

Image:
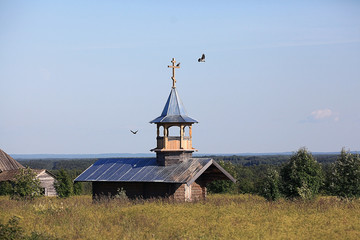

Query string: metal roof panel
150 88 198 123
74 158 235 184
75 159 106 181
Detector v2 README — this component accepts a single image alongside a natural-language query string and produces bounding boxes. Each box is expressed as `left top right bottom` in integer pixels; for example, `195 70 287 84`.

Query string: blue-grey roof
150 88 198 123
74 158 235 185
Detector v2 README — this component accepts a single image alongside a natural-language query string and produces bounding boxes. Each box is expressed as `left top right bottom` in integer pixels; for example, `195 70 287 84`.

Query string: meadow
1 194 359 240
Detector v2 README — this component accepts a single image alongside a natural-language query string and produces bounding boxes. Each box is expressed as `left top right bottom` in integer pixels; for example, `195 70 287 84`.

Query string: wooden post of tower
189 125 192 148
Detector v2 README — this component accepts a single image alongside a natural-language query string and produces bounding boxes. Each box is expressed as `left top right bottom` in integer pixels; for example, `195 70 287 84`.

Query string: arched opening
167 126 180 137
184 126 190 137
158 125 164 137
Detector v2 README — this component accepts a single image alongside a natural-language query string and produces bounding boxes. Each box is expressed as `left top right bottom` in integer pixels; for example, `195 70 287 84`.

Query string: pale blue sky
1 0 359 154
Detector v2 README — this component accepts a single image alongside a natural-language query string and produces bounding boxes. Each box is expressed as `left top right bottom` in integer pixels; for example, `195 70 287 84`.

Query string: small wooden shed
0 149 57 196
75 58 236 201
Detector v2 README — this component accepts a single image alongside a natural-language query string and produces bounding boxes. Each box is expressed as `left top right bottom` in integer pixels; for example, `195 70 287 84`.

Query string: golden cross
168 58 180 88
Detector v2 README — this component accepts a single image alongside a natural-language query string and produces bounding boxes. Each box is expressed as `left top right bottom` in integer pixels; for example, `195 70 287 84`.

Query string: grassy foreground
1 194 360 240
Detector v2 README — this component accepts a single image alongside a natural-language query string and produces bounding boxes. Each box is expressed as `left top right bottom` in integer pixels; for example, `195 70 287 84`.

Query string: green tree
330 148 360 199
261 168 281 201
207 161 237 194
236 165 255 193
11 167 41 200
54 169 73 198
280 148 323 200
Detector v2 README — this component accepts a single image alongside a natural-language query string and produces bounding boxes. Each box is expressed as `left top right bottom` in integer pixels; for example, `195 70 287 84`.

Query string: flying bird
198 54 205 62
130 130 138 134
176 62 180 67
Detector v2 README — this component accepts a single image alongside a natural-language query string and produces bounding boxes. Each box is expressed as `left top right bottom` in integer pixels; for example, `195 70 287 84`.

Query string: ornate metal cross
168 58 180 88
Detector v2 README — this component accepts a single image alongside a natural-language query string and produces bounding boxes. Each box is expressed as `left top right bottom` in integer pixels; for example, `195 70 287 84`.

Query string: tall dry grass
1 194 359 239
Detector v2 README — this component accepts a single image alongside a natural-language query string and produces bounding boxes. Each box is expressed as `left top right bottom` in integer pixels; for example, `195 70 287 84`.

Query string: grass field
1 194 360 239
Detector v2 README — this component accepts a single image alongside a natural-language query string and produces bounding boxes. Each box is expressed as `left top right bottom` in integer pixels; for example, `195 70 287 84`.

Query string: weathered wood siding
191 180 206 201
172 184 185 201
37 171 57 196
172 180 207 202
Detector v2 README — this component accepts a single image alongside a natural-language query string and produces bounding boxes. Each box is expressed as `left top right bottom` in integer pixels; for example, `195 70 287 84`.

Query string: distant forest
200 154 339 166
17 154 340 196
17 154 339 170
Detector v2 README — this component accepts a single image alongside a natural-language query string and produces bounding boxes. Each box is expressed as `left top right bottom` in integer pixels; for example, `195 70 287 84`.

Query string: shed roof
150 88 198 123
0 149 24 172
74 158 235 185
0 169 54 182
0 169 21 181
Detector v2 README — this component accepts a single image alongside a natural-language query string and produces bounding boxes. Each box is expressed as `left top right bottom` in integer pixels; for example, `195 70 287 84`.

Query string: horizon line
10 151 359 160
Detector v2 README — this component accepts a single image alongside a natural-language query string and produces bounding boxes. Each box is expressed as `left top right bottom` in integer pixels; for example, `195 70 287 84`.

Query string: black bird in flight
176 62 180 67
198 54 205 62
130 130 138 134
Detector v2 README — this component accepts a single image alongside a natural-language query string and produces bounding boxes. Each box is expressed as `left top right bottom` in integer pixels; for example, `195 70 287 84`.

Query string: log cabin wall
156 152 193 166
172 180 207 202
37 171 57 196
172 184 185 201
191 180 206 201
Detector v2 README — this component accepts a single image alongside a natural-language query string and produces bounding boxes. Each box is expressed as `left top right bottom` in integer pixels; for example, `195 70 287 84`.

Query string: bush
261 168 281 201
329 148 360 199
11 168 41 201
280 148 323 200
0 182 13 196
0 216 58 240
0 216 24 240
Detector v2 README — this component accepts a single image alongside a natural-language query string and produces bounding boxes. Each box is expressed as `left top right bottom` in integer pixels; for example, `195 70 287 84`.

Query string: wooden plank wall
172 184 185 201
191 181 205 201
37 171 57 196
172 181 207 202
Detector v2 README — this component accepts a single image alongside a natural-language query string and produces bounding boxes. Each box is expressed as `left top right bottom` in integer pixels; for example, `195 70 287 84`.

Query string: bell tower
150 58 198 166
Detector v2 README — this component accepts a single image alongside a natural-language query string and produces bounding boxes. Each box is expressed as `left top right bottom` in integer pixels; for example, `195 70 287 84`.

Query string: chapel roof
150 87 198 124
74 158 235 185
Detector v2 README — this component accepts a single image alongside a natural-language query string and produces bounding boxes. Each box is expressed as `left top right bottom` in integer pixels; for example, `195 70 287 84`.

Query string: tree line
207 147 360 200
1 149 359 200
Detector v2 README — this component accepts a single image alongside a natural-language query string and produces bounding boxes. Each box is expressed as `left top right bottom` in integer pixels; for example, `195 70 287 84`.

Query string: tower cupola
150 58 198 166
